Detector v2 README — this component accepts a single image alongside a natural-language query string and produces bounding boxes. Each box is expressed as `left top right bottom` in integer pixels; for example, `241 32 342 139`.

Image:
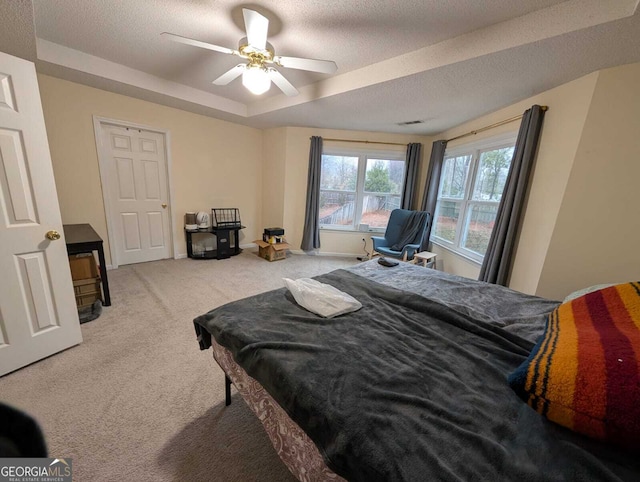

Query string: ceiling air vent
397 120 424 126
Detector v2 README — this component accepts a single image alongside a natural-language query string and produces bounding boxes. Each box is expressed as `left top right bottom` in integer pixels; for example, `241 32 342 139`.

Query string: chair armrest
371 236 386 251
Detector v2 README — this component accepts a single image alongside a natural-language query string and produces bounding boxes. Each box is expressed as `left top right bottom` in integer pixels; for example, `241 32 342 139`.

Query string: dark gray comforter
194 263 639 481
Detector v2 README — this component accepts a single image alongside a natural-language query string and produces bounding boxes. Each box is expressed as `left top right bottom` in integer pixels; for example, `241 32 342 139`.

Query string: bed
193 260 640 481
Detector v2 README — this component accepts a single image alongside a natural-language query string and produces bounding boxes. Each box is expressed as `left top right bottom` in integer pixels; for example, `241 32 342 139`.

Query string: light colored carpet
0 251 358 481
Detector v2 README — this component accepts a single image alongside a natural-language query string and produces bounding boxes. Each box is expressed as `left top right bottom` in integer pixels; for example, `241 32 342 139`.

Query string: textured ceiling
29 0 640 134
0 1 37 61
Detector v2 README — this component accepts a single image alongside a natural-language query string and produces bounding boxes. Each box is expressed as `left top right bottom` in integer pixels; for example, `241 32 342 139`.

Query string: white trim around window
319 145 406 232
431 132 517 263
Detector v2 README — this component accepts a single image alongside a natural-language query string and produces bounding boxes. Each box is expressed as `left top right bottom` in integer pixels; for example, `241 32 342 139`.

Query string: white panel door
100 125 171 265
0 51 82 377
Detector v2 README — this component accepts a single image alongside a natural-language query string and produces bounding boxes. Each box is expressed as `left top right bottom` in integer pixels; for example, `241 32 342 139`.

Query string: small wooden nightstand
413 251 437 268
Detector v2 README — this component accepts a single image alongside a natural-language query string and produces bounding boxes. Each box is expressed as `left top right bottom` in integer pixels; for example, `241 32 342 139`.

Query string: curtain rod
315 105 549 146
446 106 548 143
318 138 407 147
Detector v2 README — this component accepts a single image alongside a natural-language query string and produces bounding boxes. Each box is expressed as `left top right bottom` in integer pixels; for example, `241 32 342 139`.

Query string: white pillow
563 283 618 302
283 278 362 318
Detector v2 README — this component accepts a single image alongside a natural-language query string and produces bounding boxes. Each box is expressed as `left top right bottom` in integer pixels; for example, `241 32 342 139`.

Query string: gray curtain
300 136 323 251
401 143 422 209
419 139 448 250
479 105 546 285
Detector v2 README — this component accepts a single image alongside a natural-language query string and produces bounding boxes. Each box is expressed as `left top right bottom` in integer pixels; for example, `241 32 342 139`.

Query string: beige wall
426 62 640 300
262 127 287 229
276 127 431 255
428 244 479 278
536 63 640 299
38 74 263 265
38 74 430 263
38 62 639 296
423 72 599 291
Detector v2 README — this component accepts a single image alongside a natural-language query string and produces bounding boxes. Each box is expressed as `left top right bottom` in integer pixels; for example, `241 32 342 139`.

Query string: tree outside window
319 149 406 231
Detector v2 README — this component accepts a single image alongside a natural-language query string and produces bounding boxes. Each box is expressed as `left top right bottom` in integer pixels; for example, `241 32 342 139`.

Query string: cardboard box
73 278 102 307
68 254 102 307
68 254 99 280
255 239 290 262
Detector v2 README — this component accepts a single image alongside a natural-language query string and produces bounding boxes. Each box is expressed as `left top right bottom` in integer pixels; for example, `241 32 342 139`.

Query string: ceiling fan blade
267 69 299 97
242 9 269 50
161 32 236 55
213 64 246 85
274 55 337 74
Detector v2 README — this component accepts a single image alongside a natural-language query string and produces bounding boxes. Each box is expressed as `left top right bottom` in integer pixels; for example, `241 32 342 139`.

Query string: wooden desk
63 224 111 306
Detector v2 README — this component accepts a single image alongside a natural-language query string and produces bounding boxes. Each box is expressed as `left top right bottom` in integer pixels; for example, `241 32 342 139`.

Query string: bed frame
194 261 639 481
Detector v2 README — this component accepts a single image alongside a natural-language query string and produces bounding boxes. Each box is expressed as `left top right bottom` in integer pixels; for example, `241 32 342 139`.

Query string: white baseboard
174 245 255 260
173 245 358 259
243 244 358 257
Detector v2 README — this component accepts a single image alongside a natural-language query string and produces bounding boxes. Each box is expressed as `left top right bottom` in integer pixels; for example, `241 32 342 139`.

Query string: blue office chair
371 209 430 261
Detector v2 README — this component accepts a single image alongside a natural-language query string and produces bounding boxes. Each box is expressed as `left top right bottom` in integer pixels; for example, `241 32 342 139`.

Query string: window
432 134 516 262
319 148 406 231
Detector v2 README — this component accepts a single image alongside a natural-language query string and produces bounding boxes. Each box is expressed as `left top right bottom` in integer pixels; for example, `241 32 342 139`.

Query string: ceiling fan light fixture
164 8 336 97
242 65 271 95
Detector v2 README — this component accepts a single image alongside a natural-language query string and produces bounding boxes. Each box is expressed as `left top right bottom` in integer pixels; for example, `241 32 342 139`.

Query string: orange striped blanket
509 282 640 451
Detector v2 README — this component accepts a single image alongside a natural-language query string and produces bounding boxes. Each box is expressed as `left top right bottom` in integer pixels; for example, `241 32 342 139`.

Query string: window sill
320 227 385 235
430 240 483 266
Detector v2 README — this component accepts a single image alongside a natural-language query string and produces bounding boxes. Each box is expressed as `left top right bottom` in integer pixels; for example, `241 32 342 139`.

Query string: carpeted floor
0 251 358 481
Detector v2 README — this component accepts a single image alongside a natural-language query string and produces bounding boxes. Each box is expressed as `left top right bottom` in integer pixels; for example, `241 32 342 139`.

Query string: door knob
161 203 167 208
46 230 61 240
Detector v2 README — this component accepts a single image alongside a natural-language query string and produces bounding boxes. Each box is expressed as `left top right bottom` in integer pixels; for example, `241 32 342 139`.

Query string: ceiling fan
161 8 337 97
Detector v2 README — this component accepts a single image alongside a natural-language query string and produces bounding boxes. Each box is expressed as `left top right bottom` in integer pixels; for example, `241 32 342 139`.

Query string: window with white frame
431 133 516 262
319 147 406 231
